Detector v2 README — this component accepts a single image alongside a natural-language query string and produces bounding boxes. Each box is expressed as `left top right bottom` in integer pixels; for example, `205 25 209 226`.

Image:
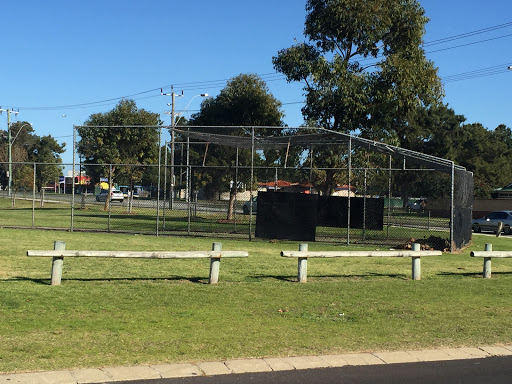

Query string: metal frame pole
163 140 168 229
249 127 255 241
156 127 162 236
108 164 112 232
234 147 239 232
347 137 352 245
71 125 76 231
387 155 392 239
450 161 455 252
309 146 313 194
7 110 12 196
363 168 367 241
32 162 36 227
170 92 176 210
187 166 192 234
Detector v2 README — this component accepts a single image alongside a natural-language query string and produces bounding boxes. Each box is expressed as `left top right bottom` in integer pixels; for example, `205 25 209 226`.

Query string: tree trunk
226 185 237 220
128 178 134 214
104 174 112 211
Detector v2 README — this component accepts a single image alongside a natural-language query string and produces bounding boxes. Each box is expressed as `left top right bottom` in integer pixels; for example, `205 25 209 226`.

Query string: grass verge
1 228 511 373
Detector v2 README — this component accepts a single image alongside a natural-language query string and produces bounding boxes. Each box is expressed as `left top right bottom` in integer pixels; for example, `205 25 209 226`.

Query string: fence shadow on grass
6 275 210 285
437 271 512 277
250 272 408 282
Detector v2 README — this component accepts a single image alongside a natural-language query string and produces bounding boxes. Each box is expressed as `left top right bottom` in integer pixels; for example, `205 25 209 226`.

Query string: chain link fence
0 126 472 251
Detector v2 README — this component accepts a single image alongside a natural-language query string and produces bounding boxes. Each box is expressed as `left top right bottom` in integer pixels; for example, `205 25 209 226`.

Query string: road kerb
2 345 512 383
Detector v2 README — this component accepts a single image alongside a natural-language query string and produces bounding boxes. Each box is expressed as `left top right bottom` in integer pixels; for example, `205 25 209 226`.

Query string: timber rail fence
471 243 512 278
281 243 442 282
27 241 248 285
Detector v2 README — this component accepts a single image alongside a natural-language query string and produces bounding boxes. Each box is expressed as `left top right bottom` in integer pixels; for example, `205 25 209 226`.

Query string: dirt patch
402 236 450 252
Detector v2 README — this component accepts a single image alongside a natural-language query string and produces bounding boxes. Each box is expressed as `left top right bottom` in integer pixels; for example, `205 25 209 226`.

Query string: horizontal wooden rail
470 252 512 258
27 250 248 259
470 243 512 278
28 241 247 285
281 250 441 258
281 243 441 282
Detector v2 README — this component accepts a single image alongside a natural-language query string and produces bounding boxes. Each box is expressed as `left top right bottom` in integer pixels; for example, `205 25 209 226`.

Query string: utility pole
0 107 19 196
162 87 183 209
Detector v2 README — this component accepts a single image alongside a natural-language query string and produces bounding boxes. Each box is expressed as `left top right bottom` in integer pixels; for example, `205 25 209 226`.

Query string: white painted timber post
412 243 421 280
483 243 492 278
298 243 308 283
209 242 222 284
51 241 65 286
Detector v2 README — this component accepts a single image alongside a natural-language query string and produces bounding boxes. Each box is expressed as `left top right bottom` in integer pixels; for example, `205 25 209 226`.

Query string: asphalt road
107 356 512 384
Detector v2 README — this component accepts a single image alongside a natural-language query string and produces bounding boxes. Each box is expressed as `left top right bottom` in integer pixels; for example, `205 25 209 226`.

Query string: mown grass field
1 226 511 374
0 196 448 246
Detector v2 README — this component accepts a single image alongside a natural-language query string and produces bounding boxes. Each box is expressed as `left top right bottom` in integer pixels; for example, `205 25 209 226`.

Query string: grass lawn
0 197 448 246
1 228 511 373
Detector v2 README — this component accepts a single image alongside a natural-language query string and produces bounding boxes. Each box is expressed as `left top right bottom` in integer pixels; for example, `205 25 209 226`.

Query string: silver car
96 189 124 203
472 211 512 235
242 196 257 214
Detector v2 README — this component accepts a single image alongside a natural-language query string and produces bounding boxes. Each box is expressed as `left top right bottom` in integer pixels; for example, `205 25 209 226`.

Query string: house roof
259 180 296 188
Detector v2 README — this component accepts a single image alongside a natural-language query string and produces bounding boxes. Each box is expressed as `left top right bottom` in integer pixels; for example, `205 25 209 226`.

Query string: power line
11 73 289 112
357 21 512 65
442 62 512 83
4 21 512 112
424 21 512 46
428 32 512 54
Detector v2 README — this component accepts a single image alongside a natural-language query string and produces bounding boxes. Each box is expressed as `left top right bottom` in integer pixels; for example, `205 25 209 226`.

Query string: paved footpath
2 345 512 384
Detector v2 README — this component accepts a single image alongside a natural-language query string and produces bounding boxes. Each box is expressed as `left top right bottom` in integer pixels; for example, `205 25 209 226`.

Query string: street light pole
7 112 12 196
162 90 208 208
0 108 20 196
162 88 183 210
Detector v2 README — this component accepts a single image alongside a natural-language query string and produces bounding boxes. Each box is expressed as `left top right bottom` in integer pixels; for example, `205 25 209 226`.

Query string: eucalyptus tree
273 0 443 194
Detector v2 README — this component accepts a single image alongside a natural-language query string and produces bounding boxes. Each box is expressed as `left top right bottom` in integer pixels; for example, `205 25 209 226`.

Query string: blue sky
2 0 512 167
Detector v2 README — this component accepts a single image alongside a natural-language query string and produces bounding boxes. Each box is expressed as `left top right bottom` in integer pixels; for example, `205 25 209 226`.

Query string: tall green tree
0 121 64 195
273 0 443 194
189 74 285 219
29 135 65 191
408 105 512 198
77 100 161 210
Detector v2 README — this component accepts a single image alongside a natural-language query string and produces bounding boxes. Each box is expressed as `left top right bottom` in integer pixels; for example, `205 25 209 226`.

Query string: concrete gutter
1 345 512 384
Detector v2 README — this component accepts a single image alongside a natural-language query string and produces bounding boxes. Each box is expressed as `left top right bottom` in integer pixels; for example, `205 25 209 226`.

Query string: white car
96 189 124 203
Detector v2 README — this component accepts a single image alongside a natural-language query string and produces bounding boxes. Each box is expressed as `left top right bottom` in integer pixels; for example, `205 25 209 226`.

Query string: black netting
453 169 474 249
255 192 317 241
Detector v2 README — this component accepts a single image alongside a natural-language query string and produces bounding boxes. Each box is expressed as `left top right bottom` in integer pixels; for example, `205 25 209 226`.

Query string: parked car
406 199 427 213
119 186 139 199
95 189 124 203
242 196 257 214
472 211 512 235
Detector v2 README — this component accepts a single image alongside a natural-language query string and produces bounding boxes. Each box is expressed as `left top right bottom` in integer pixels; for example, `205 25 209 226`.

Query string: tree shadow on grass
4 275 210 285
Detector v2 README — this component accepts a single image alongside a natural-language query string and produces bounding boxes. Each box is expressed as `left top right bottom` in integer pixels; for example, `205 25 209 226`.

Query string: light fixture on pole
183 94 208 205
11 122 33 144
8 122 32 196
163 91 208 208
162 87 183 210
0 108 22 196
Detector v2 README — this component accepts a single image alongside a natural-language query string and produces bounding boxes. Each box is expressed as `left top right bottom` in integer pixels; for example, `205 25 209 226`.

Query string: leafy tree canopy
0 121 65 191
77 99 161 186
188 74 286 217
273 0 443 141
